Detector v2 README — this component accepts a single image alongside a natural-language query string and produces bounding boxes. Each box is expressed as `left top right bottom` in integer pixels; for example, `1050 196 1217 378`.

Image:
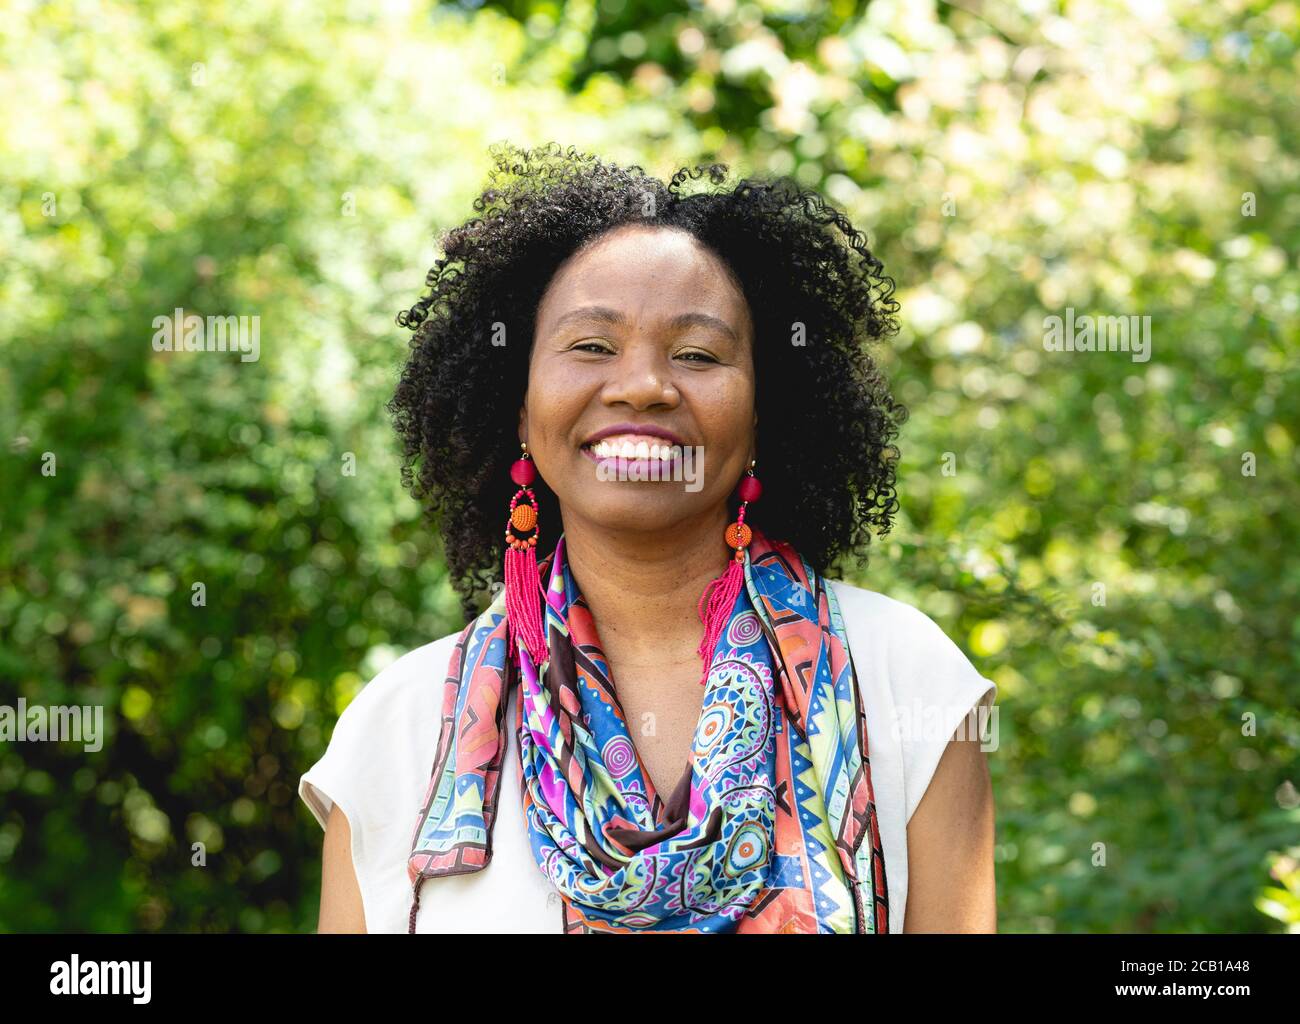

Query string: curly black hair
391 142 906 622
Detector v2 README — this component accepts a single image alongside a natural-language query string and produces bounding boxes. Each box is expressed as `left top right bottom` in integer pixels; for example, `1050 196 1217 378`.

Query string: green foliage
1 0 1296 932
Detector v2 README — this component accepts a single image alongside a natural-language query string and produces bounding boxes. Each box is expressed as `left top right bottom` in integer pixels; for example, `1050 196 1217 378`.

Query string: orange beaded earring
695 459 762 685
504 442 548 665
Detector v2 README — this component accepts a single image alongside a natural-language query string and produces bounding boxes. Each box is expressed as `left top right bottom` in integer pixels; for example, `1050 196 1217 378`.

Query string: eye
677 350 717 363
571 340 613 354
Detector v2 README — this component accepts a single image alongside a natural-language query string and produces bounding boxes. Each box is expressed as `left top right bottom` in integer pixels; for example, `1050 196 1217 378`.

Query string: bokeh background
2 0 1297 933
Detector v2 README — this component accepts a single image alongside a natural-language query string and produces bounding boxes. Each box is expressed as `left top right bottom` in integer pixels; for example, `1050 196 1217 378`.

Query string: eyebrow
550 306 738 342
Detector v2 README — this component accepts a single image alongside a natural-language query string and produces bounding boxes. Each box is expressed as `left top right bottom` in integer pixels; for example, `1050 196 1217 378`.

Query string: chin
564 487 705 533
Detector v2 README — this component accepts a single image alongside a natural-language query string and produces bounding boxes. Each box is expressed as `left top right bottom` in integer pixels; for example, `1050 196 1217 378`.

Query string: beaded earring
504 442 549 665
695 459 763 684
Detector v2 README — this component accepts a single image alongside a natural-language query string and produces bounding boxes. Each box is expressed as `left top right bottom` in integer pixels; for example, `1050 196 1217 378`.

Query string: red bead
510 458 536 485
738 475 762 503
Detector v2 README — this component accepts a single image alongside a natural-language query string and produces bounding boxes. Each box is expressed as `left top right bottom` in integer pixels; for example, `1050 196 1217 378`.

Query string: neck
558 506 732 665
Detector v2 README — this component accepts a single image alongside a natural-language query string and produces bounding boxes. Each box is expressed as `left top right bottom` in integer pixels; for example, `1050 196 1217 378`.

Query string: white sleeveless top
298 579 997 933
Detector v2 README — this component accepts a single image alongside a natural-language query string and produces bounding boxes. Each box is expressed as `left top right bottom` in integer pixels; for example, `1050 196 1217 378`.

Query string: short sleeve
879 603 997 824
298 634 458 924
299 696 365 834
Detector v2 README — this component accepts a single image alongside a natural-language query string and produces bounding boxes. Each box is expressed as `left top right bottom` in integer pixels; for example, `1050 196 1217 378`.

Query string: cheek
697 374 756 444
525 359 588 447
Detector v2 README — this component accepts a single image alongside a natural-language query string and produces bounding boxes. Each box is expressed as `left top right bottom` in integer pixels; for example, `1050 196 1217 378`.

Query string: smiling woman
298 142 997 934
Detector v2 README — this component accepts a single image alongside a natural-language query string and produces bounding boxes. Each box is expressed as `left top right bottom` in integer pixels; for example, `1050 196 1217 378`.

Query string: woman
299 143 997 933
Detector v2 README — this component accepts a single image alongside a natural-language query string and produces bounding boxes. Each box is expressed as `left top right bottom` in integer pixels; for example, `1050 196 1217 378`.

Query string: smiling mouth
580 435 688 461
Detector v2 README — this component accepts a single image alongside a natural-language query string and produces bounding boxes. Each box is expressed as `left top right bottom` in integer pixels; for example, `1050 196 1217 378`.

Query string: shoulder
299 630 462 833
827 578 988 684
335 630 462 730
827 578 947 639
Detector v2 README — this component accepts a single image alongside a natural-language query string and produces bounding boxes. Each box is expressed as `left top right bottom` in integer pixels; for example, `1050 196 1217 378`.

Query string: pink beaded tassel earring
504 442 549 665
696 459 762 685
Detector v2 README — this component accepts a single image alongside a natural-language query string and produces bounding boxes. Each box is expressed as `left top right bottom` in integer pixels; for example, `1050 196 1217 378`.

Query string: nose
599 342 680 411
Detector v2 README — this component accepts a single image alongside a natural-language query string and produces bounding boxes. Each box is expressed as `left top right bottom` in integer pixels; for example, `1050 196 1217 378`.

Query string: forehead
536 225 751 329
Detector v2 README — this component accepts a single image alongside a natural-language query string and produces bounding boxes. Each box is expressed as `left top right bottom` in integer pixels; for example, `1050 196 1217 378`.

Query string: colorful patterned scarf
406 526 888 933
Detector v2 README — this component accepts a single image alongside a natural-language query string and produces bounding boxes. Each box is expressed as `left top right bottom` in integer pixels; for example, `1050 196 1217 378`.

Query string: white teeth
588 436 679 459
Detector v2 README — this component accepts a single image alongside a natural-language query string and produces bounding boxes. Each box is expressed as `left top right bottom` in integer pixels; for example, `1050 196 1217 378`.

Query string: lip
579 422 689 448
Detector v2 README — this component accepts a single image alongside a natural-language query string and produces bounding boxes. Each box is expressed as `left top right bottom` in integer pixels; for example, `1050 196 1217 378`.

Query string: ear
517 405 527 446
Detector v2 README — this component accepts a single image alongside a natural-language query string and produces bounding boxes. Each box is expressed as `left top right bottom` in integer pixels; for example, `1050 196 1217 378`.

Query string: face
520 223 757 539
